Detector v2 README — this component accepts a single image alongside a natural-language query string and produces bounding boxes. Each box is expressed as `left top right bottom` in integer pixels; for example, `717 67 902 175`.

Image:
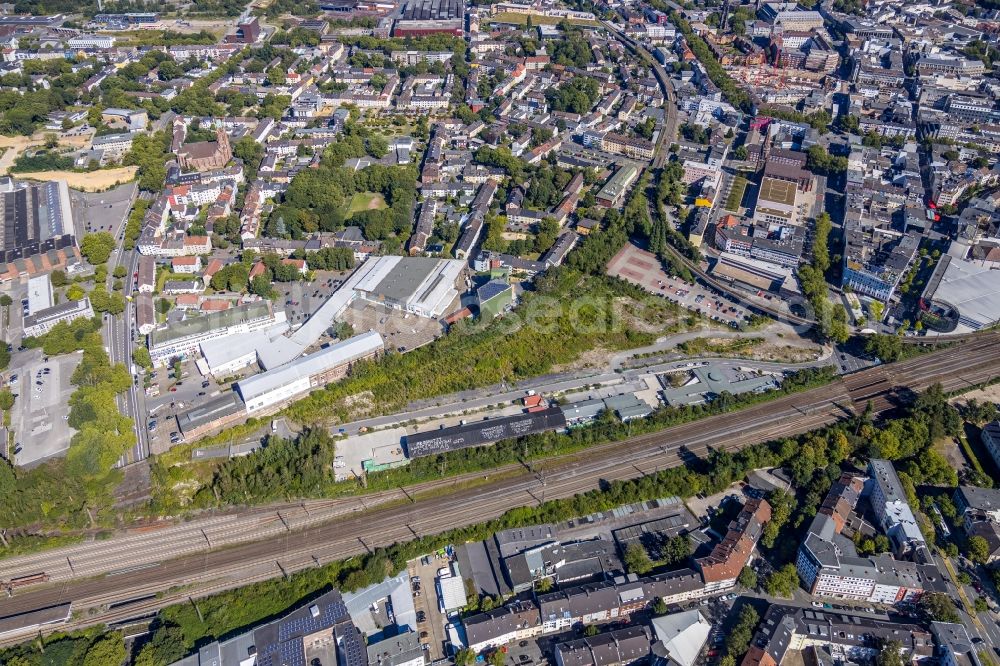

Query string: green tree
133 346 152 369
367 135 388 158
134 623 187 666
535 576 553 593
83 632 126 666
584 624 600 637
968 535 991 564
876 640 904 666
921 592 960 623
762 488 794 548
80 232 116 265
67 284 86 301
653 597 669 615
725 605 760 658
623 543 654 574
50 270 66 287
737 566 758 590
535 218 560 254
455 649 476 666
765 563 800 597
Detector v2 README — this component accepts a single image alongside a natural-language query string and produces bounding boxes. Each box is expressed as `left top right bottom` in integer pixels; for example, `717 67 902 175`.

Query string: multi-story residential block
741 605 934 666
694 498 771 592
554 626 652 666
980 421 1000 474
867 459 930 560
841 224 919 302
601 133 655 161
797 473 945 604
465 600 543 653
916 56 985 78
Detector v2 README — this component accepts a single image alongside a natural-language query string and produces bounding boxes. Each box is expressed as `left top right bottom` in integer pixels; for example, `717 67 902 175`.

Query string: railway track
2 337 999 644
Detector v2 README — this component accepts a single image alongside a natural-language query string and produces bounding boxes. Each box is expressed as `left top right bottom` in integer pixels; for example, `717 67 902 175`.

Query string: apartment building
464 600 543 653
601 133 655 161
867 459 930 560
694 498 772 592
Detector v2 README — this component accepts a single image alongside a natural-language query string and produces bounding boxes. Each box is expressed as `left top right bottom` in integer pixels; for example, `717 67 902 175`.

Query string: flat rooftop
926 255 1000 332
758 176 797 207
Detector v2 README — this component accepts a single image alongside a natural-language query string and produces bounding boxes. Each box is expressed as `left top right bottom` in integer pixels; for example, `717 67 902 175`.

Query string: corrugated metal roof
236 331 384 402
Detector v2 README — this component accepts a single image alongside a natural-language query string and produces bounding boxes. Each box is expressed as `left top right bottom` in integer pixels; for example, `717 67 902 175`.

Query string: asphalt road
2 335 999 642
108 246 147 466
89 183 147 466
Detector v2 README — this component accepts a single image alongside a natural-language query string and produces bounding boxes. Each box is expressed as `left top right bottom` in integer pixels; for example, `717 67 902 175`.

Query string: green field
724 176 748 212
489 11 600 27
344 191 387 218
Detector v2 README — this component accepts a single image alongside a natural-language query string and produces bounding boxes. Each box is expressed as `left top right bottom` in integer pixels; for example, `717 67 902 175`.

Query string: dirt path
0 131 93 176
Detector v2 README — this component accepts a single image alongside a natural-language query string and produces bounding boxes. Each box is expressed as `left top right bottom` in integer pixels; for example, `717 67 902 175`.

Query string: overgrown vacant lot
285 270 688 425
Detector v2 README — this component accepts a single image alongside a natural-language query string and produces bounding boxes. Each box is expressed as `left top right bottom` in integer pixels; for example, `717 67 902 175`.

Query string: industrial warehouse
236 331 384 414
404 407 567 458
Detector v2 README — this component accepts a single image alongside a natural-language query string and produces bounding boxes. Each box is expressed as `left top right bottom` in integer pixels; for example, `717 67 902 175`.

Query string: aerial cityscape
0 0 1000 664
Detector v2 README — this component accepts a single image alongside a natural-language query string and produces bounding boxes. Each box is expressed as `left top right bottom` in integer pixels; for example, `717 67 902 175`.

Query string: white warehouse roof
236 331 384 404
256 259 382 369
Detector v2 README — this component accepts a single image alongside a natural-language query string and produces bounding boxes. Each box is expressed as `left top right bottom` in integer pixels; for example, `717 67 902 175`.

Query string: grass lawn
156 270 198 294
489 11 600 26
344 192 387 219
724 176 748 212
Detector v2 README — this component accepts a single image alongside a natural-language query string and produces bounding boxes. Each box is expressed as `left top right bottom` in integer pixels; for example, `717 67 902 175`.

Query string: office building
23 298 94 337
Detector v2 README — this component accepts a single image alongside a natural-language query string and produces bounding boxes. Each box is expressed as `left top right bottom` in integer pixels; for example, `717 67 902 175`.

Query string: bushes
10 150 73 172
196 429 338 506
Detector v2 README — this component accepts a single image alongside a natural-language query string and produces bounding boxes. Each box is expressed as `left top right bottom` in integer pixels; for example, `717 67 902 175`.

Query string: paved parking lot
407 554 454 660
70 182 137 239
11 350 80 466
274 269 351 329
145 360 224 453
341 299 449 354
607 244 748 327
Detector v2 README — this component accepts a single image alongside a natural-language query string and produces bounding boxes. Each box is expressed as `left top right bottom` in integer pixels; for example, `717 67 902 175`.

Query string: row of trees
798 213 849 342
